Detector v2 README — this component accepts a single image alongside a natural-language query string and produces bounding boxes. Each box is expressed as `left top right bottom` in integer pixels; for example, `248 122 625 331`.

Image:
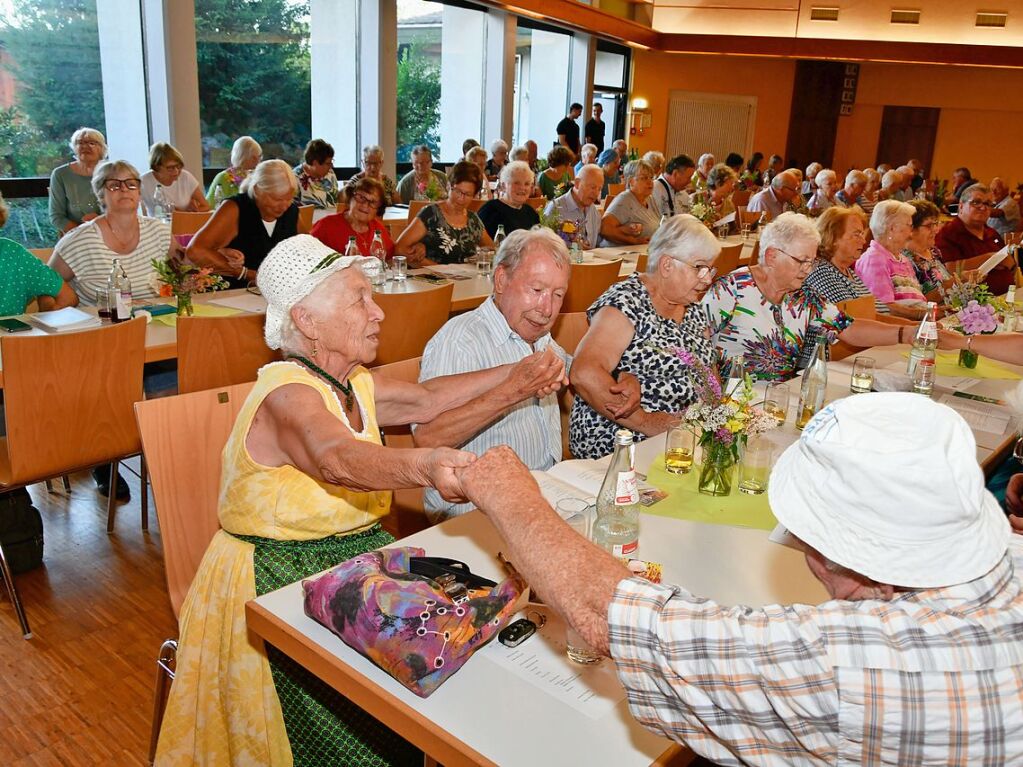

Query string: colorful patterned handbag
302 546 525 697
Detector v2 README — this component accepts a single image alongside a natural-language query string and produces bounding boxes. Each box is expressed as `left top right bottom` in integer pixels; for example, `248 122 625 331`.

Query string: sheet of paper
977 245 1011 276
480 609 626 720
937 393 1011 435
531 471 595 510
768 524 802 552
546 459 611 497
428 263 478 279
934 375 979 392
209 292 268 313
716 211 736 225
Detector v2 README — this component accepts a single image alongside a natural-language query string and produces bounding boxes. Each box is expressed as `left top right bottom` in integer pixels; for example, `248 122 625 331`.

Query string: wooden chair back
714 243 743 276
525 197 547 211
551 312 590 460
297 205 315 234
135 381 253 619
731 190 751 207
603 192 619 210
407 200 434 222
635 253 648 274
0 318 146 485
562 259 622 314
371 282 454 366
28 248 52 263
170 210 213 236
747 239 760 266
830 296 878 361
467 198 486 213
607 182 625 197
737 208 763 228
177 313 282 394
372 357 430 540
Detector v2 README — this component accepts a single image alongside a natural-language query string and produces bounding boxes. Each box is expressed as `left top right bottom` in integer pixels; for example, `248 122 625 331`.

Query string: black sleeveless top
226 193 299 287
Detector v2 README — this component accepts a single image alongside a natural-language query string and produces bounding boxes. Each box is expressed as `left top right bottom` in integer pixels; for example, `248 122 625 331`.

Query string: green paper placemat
151 302 243 327
645 453 777 531
900 350 1022 380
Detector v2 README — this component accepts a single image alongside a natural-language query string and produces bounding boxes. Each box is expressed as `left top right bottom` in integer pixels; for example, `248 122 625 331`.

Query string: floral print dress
569 274 716 459
418 204 485 264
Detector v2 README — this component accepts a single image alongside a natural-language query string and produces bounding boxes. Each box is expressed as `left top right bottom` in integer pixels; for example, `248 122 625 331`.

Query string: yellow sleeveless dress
155 362 391 766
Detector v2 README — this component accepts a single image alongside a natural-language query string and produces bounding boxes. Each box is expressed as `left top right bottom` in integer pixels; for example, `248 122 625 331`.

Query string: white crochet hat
768 392 1009 589
257 234 367 349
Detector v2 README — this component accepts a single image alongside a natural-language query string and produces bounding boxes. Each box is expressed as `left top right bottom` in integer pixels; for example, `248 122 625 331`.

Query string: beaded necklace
288 355 355 411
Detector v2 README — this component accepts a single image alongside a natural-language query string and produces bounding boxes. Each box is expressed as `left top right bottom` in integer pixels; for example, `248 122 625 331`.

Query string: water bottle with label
796 336 828 430
153 185 171 222
570 241 583 264
369 231 388 284
108 259 133 323
494 224 506 252
592 429 640 559
906 301 938 378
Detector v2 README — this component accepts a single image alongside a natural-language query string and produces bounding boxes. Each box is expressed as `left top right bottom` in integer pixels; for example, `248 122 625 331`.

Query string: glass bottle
570 241 583 264
906 301 938 378
368 231 388 286
108 259 132 323
494 224 506 252
153 185 170 222
796 335 828 430
592 429 640 559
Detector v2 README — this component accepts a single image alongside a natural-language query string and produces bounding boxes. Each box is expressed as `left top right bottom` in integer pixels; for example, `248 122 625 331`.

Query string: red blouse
935 217 1008 294
310 212 395 259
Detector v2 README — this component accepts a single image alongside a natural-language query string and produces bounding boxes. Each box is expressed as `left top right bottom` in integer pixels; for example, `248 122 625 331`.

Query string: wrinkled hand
455 445 536 513
423 447 477 503
505 348 568 401
606 372 642 419
219 247 246 272
936 329 965 350
1005 474 1023 518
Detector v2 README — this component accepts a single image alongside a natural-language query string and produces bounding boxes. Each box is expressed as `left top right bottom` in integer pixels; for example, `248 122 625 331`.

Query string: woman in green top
538 145 574 200
48 127 107 233
205 136 263 206
0 194 77 314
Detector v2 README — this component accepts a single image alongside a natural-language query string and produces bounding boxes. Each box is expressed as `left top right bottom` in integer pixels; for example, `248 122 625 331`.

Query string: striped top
609 534 1023 766
418 297 568 522
52 216 169 305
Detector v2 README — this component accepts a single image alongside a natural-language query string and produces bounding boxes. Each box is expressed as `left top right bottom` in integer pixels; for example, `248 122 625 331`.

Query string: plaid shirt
609 536 1023 766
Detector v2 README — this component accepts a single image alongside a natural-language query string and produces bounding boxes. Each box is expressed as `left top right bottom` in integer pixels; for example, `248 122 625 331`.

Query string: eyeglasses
449 186 474 200
681 262 717 280
353 192 380 208
780 185 798 193
75 140 101 147
160 163 183 172
965 199 994 209
775 247 815 269
103 178 141 192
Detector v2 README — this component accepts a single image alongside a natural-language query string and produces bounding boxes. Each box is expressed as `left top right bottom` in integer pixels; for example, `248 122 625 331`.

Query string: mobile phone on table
0 318 32 333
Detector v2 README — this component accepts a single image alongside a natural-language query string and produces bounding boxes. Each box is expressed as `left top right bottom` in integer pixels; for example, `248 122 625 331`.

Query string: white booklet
30 307 102 333
532 458 666 511
977 245 1011 276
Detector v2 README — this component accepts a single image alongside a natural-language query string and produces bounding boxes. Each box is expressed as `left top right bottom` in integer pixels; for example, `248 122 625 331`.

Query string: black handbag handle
409 556 497 590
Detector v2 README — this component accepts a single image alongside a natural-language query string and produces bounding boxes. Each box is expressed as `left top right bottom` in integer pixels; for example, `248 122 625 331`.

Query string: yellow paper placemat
645 454 777 531
901 351 1023 381
151 302 243 327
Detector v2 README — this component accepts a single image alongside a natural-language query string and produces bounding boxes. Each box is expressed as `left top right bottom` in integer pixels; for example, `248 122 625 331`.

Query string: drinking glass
716 224 728 240
392 255 407 281
475 248 494 278
912 358 935 396
557 498 603 663
664 421 695 475
850 356 875 394
738 435 773 495
763 382 789 426
96 285 112 321
740 224 752 241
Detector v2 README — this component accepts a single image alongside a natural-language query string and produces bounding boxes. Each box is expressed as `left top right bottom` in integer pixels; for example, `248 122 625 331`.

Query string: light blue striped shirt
418 296 568 521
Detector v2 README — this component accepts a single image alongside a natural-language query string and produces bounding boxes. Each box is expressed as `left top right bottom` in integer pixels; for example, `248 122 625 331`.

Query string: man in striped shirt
456 393 1023 766
416 228 639 522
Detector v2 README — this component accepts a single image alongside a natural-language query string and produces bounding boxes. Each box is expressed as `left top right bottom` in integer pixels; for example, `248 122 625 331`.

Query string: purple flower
672 347 696 367
958 301 997 335
714 427 733 444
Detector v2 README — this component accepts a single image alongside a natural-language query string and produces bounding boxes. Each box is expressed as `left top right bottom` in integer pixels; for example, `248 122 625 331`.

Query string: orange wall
628 50 796 163
832 61 1023 185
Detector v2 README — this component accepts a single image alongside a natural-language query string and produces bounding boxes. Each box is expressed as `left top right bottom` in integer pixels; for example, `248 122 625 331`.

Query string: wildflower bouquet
688 199 718 229
416 174 444 201
737 171 760 192
151 257 229 316
537 206 584 248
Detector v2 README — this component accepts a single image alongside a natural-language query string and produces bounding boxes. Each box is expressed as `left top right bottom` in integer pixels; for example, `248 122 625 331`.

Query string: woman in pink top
854 199 930 320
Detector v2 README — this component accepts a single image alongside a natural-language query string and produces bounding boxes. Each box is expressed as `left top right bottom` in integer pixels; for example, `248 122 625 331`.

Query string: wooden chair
607 182 625 197
0 318 149 637
371 282 454 366
831 296 878 361
603 192 619 210
747 239 760 266
731 190 751 208
635 253 648 274
467 198 486 213
170 210 213 236
525 197 547 211
407 199 434 222
372 357 431 540
297 204 314 234
551 313 590 459
737 208 765 229
562 259 622 314
176 313 281 395
713 243 743 276
134 381 253 761
28 248 52 263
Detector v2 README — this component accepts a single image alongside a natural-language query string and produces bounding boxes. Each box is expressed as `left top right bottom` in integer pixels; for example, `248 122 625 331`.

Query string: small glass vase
698 438 737 497
958 337 978 369
176 292 194 317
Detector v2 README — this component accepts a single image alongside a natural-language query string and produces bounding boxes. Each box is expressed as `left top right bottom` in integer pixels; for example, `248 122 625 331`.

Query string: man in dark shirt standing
584 102 606 154
556 103 583 158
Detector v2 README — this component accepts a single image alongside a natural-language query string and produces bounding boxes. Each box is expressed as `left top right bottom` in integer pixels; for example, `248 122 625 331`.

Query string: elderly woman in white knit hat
449 392 1022 765
156 233 556 766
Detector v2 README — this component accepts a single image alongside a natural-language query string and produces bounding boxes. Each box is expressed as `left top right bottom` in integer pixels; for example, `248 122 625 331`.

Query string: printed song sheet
937 393 1011 435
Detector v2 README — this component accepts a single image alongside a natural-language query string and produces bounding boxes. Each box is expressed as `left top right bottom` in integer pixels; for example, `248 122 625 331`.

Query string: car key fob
498 618 537 648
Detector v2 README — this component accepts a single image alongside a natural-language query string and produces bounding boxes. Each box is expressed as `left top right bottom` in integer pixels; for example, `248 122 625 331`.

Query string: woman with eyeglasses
936 183 1011 295
904 199 954 304
394 161 493 266
188 159 299 288
141 142 210 218
599 159 660 246
701 212 955 380
310 176 394 258
48 127 107 233
855 200 932 320
569 215 720 459
48 160 171 306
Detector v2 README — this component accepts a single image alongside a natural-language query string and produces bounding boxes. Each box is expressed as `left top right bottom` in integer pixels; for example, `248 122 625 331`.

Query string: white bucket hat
257 234 367 349
768 392 1009 589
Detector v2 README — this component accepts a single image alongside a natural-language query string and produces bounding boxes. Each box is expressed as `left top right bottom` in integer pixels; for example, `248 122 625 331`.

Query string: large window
0 0 106 246
194 0 311 167
592 40 631 150
512 20 574 153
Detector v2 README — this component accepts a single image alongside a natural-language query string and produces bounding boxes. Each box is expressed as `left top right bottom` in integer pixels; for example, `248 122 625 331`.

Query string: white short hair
509 145 529 161
69 127 107 157
489 139 509 155
760 212 821 258
362 144 383 160
231 136 262 168
499 160 534 186
881 170 902 189
580 143 597 161
241 159 298 199
647 214 721 272
698 153 715 167
869 200 915 240
845 170 867 186
805 162 823 180
814 169 837 187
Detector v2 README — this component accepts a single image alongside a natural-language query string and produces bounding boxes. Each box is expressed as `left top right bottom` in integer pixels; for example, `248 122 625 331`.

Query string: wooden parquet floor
0 460 175 767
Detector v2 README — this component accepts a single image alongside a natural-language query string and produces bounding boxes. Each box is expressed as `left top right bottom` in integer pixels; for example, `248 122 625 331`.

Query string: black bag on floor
0 488 43 574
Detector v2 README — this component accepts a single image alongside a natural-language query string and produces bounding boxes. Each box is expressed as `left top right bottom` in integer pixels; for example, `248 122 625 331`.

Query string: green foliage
396 42 440 162
0 106 65 177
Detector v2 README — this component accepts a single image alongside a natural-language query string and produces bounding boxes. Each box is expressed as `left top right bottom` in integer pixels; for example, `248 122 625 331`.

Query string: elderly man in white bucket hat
453 392 1023 766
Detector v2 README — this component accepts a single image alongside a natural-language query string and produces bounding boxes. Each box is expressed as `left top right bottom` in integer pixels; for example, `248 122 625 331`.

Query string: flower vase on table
950 297 997 369
958 336 978 369
176 292 194 317
698 435 737 496
152 257 229 318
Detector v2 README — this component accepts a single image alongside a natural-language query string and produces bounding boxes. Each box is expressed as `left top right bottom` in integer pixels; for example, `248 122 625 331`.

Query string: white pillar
96 0 150 170
483 11 516 149
527 29 572 155
141 0 202 174
569 34 594 121
310 0 358 166
365 0 398 177
439 6 487 162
